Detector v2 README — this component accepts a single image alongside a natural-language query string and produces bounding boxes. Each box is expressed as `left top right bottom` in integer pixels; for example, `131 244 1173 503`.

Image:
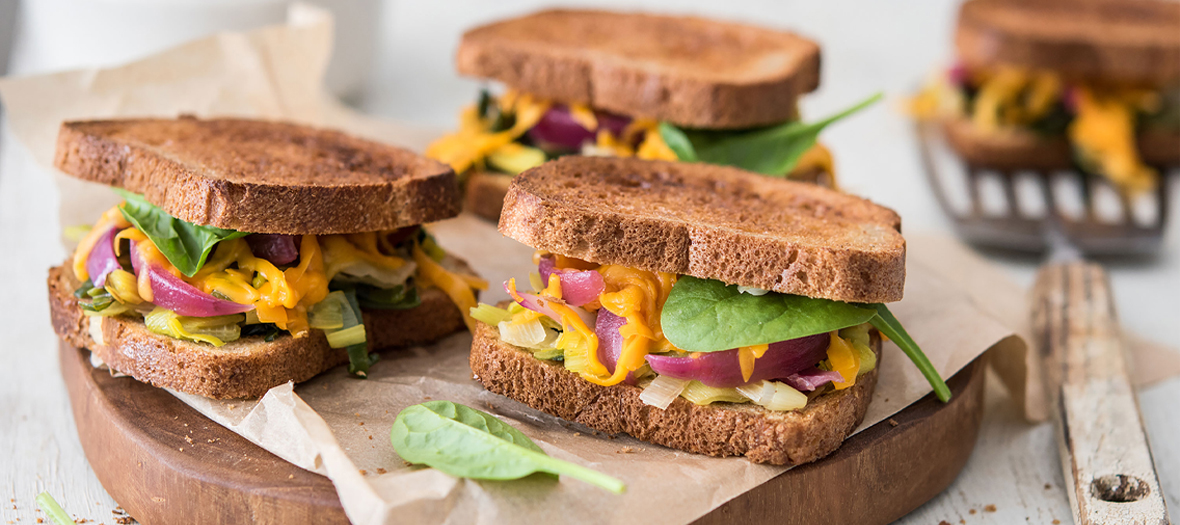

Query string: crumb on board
888 418 899 427
969 509 977 515
354 413 361 417
184 436 193 444
1044 483 1052 490
37 519 43 524
1052 520 1060 524
358 422 364 426
984 504 996 513
376 468 387 475
403 461 413 467
617 447 634 454
359 470 368 476
115 518 132 525
228 404 236 410
573 432 581 437
289 474 294 479
939 521 951 525
423 396 431 400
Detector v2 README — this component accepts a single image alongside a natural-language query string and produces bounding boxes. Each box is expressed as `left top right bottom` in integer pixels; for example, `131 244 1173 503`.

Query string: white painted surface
2 0 1176 523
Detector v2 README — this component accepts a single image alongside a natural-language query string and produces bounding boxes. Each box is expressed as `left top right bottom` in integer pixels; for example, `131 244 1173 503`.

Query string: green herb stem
533 454 626 494
35 492 72 525
869 304 952 402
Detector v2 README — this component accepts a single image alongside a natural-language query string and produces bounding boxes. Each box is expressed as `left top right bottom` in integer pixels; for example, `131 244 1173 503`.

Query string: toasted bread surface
942 117 1180 169
469 320 879 466
464 171 513 222
48 264 466 399
956 0 1180 86
499 157 905 303
457 9 821 129
54 117 461 235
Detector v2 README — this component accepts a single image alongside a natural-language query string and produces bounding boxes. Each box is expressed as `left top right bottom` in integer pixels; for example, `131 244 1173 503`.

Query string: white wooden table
3 1 1177 523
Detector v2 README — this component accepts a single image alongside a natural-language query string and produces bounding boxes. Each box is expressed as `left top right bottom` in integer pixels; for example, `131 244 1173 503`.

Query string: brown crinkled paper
3 6 1178 524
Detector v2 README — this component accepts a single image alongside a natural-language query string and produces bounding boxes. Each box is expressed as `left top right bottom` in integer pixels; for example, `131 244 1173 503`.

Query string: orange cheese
426 90 550 174
827 331 861 390
413 244 483 333
1069 87 1157 195
737 344 770 383
576 265 677 386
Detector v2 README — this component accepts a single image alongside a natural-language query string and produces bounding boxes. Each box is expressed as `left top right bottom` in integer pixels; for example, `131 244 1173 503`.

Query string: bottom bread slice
942 117 1180 170
48 264 466 399
469 321 880 466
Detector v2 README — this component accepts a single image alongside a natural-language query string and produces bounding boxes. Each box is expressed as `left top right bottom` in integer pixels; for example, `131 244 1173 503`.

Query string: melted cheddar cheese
426 91 550 174
71 204 483 340
912 65 1161 195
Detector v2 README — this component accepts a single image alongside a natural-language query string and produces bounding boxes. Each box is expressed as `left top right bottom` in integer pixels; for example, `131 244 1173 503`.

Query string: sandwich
910 0 1180 195
47 117 486 399
427 9 881 221
467 156 949 465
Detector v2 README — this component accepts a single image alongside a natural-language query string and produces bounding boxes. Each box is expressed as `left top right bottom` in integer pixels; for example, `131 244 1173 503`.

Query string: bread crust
942 117 1180 169
457 9 821 129
48 265 466 399
464 171 513 222
53 117 462 235
469 321 879 466
499 157 905 303
956 0 1180 87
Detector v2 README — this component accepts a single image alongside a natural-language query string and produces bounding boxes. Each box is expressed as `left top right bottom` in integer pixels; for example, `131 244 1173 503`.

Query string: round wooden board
59 342 987 525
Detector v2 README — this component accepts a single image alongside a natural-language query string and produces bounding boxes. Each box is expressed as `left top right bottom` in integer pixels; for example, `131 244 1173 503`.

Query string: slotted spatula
915 120 1172 255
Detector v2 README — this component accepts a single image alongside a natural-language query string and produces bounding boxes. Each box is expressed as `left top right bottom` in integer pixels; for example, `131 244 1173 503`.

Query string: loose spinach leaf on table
114 188 250 277
660 276 878 352
391 401 626 493
659 92 882 175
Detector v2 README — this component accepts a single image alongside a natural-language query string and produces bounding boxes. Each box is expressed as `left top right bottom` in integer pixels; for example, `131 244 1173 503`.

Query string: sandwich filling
472 252 942 412
427 90 882 190
911 64 1180 194
70 190 486 377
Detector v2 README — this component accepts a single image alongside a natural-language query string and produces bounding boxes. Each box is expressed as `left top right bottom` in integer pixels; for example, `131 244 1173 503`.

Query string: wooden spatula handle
1031 262 1169 524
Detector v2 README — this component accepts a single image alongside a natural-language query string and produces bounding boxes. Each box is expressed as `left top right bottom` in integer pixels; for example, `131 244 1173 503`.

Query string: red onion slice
595 309 637 385
131 241 253 317
87 225 124 287
537 256 605 307
783 368 845 392
504 280 595 328
245 234 299 265
527 106 634 152
645 333 829 388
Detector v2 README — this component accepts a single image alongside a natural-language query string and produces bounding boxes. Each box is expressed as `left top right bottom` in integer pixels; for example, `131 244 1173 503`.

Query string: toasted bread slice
956 0 1180 87
942 117 1180 170
54 117 461 235
470 320 879 465
465 167 835 223
465 171 514 222
499 157 905 303
457 9 821 129
48 264 467 399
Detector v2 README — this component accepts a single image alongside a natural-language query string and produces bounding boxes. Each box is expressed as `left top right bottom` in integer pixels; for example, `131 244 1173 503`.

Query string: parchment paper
2 6 1177 525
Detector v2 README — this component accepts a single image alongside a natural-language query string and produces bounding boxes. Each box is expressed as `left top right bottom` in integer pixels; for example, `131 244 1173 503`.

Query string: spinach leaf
114 189 250 277
867 303 951 402
391 401 626 494
663 92 882 175
657 122 698 162
661 276 877 352
356 283 421 310
340 287 378 378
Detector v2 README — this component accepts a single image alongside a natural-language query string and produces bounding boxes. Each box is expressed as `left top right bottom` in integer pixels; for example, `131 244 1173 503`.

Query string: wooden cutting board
59 342 987 525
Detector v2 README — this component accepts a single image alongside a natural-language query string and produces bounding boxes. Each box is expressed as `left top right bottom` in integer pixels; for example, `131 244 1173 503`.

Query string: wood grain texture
59 341 985 524
1031 262 1170 524
58 342 348 525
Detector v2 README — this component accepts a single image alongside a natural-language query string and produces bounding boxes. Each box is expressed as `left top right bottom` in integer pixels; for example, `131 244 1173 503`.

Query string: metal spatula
915 120 1172 255
1030 231 1169 524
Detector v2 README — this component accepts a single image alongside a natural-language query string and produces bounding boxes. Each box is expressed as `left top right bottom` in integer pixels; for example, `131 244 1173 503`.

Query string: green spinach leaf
660 276 877 352
114 189 250 277
657 122 698 162
391 401 626 494
867 303 951 402
663 92 882 175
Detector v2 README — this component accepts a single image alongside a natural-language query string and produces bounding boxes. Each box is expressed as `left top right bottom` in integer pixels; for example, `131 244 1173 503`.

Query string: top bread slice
54 117 462 235
499 157 905 303
457 9 821 129
956 0 1180 87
